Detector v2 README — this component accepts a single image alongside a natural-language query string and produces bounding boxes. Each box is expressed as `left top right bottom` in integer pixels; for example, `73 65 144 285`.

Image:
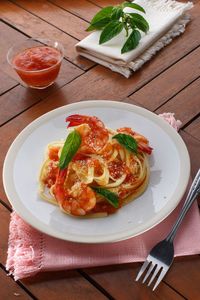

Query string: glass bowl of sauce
7 38 64 89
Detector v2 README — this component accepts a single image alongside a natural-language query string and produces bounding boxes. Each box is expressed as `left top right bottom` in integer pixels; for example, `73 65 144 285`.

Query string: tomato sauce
44 161 59 188
48 147 60 161
12 46 62 88
108 160 126 180
92 202 118 215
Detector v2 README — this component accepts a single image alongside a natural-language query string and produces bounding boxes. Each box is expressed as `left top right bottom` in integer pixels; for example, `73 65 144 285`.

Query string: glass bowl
7 38 64 89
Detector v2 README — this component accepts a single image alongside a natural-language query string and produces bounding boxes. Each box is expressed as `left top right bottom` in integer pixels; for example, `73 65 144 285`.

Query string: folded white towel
76 0 193 78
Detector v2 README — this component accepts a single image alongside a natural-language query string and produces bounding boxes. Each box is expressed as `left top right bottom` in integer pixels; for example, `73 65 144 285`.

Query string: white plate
3 101 190 243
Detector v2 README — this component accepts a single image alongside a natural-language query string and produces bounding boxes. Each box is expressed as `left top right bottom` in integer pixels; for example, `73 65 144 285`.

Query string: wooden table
0 0 200 299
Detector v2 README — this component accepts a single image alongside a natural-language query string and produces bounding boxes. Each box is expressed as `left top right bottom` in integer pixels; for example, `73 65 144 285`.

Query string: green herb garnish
59 130 81 169
113 133 138 154
86 1 149 54
86 6 114 32
92 187 119 208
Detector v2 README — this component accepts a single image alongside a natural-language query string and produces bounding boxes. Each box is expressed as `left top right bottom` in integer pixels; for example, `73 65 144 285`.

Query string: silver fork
135 169 200 291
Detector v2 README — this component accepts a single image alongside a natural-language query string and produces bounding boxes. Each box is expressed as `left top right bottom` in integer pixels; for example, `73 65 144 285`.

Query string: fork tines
135 257 167 291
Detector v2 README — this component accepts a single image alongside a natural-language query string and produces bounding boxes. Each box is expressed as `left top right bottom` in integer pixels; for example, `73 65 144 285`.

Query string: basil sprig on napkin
59 130 81 169
92 187 119 208
86 1 149 54
113 133 138 154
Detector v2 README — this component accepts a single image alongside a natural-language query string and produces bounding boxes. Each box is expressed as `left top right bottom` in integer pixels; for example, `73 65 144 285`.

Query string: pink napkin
6 113 200 280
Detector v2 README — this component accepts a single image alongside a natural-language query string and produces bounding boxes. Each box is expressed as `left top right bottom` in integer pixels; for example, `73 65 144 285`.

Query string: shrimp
117 127 153 155
66 114 109 154
53 169 96 216
68 182 96 216
53 169 68 204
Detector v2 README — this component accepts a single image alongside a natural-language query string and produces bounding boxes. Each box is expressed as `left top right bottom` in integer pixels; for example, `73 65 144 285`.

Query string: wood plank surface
128 47 200 111
13 0 89 40
0 0 200 299
49 0 100 22
161 256 200 299
0 20 28 81
0 85 42 126
155 78 200 126
179 131 200 178
22 271 108 300
184 116 200 141
0 267 33 300
82 265 185 300
89 0 121 7
0 71 18 95
0 203 11 264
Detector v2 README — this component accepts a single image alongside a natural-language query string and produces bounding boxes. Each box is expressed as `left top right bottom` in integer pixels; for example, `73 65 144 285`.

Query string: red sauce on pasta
44 161 58 188
49 147 59 161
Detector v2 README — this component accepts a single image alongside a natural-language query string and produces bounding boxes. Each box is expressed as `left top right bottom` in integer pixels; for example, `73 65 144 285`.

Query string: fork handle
166 169 200 243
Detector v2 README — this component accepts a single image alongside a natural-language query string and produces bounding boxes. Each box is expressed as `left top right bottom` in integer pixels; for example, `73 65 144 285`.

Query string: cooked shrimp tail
117 127 153 155
66 114 109 154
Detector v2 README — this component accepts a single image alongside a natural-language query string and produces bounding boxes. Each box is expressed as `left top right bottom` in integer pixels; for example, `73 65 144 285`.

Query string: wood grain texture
13 0 89 40
1 0 200 299
27 5 200 103
180 130 200 179
0 100 56 205
0 20 28 81
48 0 100 23
184 116 200 141
0 267 33 300
0 85 42 126
22 271 107 300
83 265 184 300
0 1 95 70
129 47 200 111
0 71 18 95
89 0 121 7
162 256 200 300
155 77 200 126
0 204 11 264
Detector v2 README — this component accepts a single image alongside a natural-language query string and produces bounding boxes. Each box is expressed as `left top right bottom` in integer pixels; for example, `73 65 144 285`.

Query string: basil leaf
87 1 148 53
59 130 81 169
86 6 113 31
113 133 138 154
99 21 124 44
111 7 123 20
122 2 146 13
92 187 119 208
129 13 149 33
121 29 141 54
86 17 111 31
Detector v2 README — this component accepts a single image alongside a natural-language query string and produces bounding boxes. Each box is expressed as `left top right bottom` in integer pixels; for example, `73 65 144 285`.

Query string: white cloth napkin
76 0 193 77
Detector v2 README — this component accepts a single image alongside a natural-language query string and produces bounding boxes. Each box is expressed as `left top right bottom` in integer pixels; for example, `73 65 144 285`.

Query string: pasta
38 114 153 217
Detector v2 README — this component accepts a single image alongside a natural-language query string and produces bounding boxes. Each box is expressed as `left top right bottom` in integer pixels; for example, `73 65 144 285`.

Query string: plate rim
3 100 191 243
